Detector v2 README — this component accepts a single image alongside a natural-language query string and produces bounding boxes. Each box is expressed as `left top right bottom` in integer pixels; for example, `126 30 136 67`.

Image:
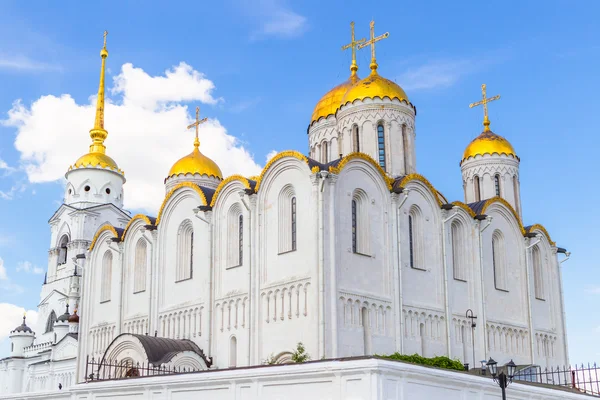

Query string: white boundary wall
0 358 588 400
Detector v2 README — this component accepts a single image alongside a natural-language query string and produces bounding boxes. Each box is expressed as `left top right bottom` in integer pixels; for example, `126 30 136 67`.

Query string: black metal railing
513 363 600 396
85 355 204 382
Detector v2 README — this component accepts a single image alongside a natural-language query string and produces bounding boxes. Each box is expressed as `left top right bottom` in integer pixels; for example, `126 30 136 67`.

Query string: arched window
229 336 237 367
532 246 544 300
494 175 501 196
513 175 520 215
451 222 466 281
408 207 424 270
402 124 411 173
352 125 360 152
352 190 370 255
57 235 69 265
101 251 113 302
361 307 371 355
134 239 147 293
176 221 194 281
474 176 481 202
45 310 57 333
322 141 328 163
278 186 297 253
239 215 244 266
227 205 243 267
492 231 507 291
377 124 386 169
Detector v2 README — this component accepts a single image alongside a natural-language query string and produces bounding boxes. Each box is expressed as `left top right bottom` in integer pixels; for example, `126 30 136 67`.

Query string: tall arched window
239 215 244 266
377 124 386 169
492 231 507 291
408 207 424 270
134 238 147 293
361 307 371 355
229 336 237 367
57 235 69 265
227 205 243 267
45 310 57 333
532 246 544 300
176 221 194 281
352 125 360 152
513 175 520 215
322 141 328 163
494 175 501 196
278 186 297 253
451 222 466 281
101 251 113 302
474 176 481 202
352 190 370 255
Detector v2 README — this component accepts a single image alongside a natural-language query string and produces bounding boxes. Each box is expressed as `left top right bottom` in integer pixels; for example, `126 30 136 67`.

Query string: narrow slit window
352 199 357 253
494 175 501 196
291 197 297 251
377 124 386 169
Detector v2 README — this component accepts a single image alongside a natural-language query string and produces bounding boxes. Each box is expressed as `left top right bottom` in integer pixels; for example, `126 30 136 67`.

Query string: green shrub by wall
377 353 465 371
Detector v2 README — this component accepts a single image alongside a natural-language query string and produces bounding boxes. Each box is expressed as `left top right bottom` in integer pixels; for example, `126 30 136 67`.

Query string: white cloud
586 286 600 295
0 158 14 172
0 258 7 280
0 303 38 358
0 257 23 294
3 62 263 213
16 261 44 275
0 182 27 200
0 54 61 72
249 0 307 39
397 59 474 91
265 150 278 163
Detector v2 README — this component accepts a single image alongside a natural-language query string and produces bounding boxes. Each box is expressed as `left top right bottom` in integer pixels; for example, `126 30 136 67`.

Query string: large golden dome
72 152 120 171
311 74 360 124
342 70 409 105
168 145 222 179
462 130 518 164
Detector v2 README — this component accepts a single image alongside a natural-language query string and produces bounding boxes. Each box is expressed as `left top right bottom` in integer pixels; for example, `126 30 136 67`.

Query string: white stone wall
64 167 125 209
0 358 589 400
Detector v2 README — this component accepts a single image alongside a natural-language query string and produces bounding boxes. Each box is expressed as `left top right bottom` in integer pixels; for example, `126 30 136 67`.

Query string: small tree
291 342 310 363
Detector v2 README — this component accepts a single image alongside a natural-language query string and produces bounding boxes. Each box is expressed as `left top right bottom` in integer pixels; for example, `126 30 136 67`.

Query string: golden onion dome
311 74 360 124
341 70 409 106
462 130 518 164
72 152 120 171
168 145 222 179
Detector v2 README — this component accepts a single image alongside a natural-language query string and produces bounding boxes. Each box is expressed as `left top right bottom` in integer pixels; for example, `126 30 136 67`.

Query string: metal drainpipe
558 251 571 366
525 237 541 365
239 192 252 365
441 207 459 359
478 216 493 360
395 190 410 353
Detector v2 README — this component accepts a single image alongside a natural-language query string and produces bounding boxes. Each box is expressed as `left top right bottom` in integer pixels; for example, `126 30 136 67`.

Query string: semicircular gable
451 201 477 218
526 223 556 246
121 214 153 241
210 175 252 207
89 224 120 251
400 173 444 207
480 196 526 236
334 156 391 198
156 182 209 225
329 152 393 190
255 151 309 192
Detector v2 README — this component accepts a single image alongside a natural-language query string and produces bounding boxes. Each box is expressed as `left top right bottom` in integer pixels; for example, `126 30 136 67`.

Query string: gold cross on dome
341 22 366 75
469 84 501 132
187 106 208 147
103 30 108 49
357 20 389 70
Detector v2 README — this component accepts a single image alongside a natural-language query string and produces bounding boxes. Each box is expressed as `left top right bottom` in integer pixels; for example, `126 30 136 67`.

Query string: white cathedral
0 24 571 395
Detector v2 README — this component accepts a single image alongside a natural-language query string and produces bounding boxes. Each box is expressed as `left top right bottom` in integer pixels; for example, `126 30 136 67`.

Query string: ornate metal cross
341 22 366 71
469 84 500 132
187 106 208 146
358 20 389 65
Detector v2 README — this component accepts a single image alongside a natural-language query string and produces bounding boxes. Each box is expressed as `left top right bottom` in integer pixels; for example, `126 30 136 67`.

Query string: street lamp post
486 358 517 400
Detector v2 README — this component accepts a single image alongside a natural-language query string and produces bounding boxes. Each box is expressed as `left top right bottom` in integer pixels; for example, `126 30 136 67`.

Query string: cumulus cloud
16 261 44 275
0 257 23 294
3 62 263 213
248 0 307 40
0 303 38 358
397 59 474 91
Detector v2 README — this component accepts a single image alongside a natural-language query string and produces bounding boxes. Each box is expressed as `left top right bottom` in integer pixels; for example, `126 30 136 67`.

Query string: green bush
377 353 465 371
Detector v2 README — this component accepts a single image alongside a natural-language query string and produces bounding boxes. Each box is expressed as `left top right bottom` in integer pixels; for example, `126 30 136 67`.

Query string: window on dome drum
533 246 545 300
353 125 360 152
492 231 508 291
494 175 501 196
278 186 297 254
176 221 194 281
133 238 147 293
513 175 520 215
451 222 466 281
377 124 386 169
408 207 424 270
322 141 328 163
474 176 481 202
101 251 113 302
57 235 69 266
45 310 57 333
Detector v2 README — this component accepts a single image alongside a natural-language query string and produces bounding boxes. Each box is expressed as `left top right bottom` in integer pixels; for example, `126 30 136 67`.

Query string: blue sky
0 1 598 364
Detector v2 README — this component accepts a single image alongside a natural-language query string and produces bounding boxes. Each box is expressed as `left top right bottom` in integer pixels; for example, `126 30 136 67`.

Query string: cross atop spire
187 106 208 148
469 84 501 132
341 21 366 77
89 30 109 154
357 20 389 73
103 30 108 49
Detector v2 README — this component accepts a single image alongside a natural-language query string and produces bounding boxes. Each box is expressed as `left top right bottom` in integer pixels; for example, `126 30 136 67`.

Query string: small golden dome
462 130 518 163
311 74 360 124
73 152 120 171
168 146 222 179
341 70 409 105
